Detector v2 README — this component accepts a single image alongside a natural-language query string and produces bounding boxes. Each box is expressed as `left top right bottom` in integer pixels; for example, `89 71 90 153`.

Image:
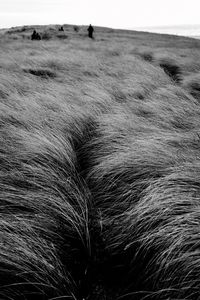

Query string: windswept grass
0 24 200 299
182 72 200 101
158 58 181 82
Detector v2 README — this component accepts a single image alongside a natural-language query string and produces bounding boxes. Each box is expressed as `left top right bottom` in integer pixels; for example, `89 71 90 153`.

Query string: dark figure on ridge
31 30 41 40
31 30 37 40
87 24 94 39
59 26 64 31
36 32 41 40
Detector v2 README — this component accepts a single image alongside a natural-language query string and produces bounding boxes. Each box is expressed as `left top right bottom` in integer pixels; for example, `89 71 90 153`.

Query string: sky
0 0 200 30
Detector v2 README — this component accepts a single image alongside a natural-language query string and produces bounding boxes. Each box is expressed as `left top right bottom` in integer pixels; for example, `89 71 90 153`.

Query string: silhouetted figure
73 25 79 32
31 30 41 40
87 24 94 39
31 30 37 40
36 32 41 40
59 26 64 31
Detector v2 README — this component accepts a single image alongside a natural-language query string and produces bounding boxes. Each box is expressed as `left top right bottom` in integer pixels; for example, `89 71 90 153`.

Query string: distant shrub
159 58 181 82
23 68 56 79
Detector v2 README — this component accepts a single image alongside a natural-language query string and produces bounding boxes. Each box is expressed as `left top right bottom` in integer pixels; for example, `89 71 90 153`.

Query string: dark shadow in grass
106 50 121 57
23 68 56 79
182 74 200 101
57 34 68 40
137 51 154 62
189 82 200 99
83 70 99 78
0 89 9 99
159 59 181 83
134 92 145 100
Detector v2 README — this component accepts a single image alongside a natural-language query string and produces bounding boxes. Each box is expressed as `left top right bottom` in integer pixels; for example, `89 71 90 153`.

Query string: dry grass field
1 24 200 299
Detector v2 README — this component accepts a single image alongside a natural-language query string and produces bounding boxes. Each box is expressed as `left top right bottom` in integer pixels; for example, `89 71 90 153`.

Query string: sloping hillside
1 24 200 300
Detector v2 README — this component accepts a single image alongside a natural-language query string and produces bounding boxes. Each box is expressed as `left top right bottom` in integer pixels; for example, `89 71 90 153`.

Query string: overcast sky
0 0 200 29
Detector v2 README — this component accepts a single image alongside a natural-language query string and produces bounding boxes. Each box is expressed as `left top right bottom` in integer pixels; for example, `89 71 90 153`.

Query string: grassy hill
1 24 200 299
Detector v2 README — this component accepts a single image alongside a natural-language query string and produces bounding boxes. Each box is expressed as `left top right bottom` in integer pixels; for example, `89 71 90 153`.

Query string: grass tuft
137 50 154 62
23 68 57 78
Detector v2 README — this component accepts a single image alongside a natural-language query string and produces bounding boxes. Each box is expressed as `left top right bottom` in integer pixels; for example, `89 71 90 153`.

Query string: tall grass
0 25 200 299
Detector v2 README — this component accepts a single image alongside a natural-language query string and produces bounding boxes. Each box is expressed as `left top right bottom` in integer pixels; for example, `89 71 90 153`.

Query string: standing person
36 32 41 40
87 24 94 39
31 30 37 40
31 30 41 40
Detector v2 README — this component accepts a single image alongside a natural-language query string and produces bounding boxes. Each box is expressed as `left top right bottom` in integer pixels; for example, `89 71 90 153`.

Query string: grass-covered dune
1 24 200 299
